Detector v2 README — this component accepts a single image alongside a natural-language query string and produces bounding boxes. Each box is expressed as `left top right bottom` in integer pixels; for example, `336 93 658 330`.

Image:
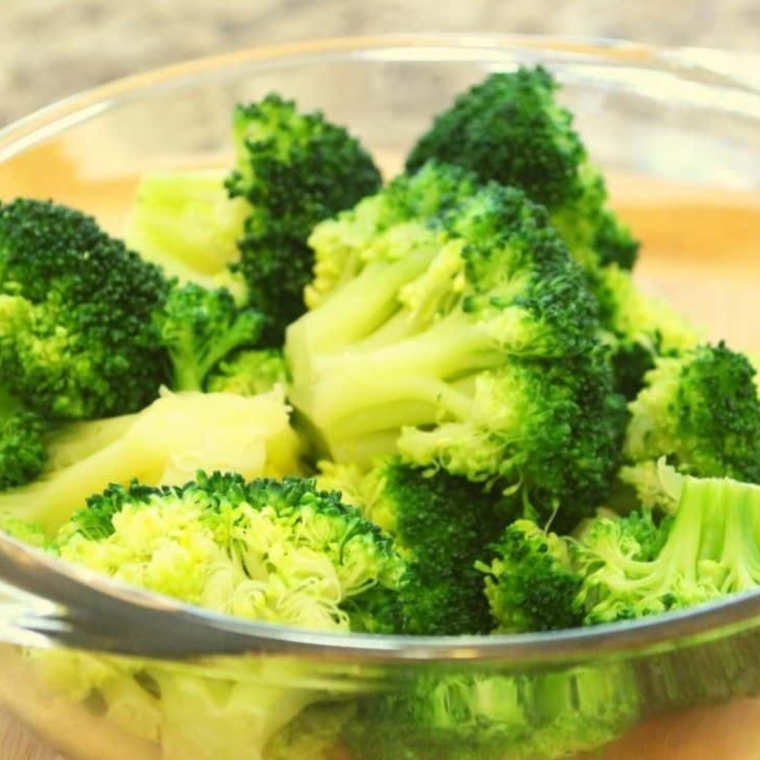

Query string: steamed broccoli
405 67 639 271
0 388 302 533
124 170 249 287
0 386 47 490
288 167 624 524
0 198 169 419
156 282 265 391
207 348 288 396
344 666 639 760
622 343 760 502
227 94 382 343
319 456 505 635
576 466 760 623
479 519 583 633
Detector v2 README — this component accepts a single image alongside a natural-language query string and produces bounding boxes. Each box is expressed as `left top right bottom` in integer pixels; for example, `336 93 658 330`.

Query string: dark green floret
156 281 265 391
405 67 639 271
0 198 169 419
0 387 47 491
623 343 760 500
479 518 583 633
320 456 505 635
226 94 382 343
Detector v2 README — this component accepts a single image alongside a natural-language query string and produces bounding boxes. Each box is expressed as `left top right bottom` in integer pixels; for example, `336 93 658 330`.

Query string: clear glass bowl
1 34 760 760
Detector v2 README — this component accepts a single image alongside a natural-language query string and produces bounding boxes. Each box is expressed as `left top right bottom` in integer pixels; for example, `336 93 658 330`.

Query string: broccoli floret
344 666 639 760
55 471 405 632
124 170 249 287
156 282 264 391
206 348 288 396
0 388 302 533
576 467 760 623
288 170 624 524
0 386 47 491
227 94 382 344
624 343 760 484
0 198 169 419
593 264 702 398
319 456 505 635
405 67 639 271
479 519 583 633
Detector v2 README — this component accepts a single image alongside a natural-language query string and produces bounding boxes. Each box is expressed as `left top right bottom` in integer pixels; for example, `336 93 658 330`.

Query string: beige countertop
1 0 759 127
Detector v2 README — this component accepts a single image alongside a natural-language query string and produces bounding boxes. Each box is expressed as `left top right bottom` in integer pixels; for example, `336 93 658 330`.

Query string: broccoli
0 388 302 533
227 94 382 344
24 472 404 760
319 456 505 635
592 264 702 398
124 169 249 288
206 348 288 396
156 282 265 391
623 343 760 493
405 67 639 271
576 465 760 623
288 168 624 524
0 198 169 419
478 519 583 633
343 665 639 760
0 386 47 490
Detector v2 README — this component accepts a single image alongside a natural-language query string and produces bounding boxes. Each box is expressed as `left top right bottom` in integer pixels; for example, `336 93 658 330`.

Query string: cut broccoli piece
0 198 169 419
405 67 639 271
0 388 302 533
227 94 382 344
124 170 248 285
288 168 624 524
576 465 760 623
344 665 639 760
206 348 288 396
0 386 48 491
479 518 583 633
592 264 703 399
624 343 760 484
319 456 505 635
156 282 265 391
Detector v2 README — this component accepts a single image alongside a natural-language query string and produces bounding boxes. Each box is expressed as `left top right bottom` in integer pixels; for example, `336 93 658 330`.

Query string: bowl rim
2 32 760 662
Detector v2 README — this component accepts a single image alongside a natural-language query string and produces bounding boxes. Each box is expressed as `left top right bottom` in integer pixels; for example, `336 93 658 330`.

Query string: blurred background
2 0 759 127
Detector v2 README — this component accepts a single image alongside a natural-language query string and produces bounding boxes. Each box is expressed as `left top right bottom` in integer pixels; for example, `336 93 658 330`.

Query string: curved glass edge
0 34 759 662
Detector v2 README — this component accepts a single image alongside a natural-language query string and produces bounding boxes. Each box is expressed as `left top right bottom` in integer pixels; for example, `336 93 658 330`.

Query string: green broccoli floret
156 282 265 391
623 343 760 490
55 471 405 633
206 348 288 396
288 168 624 524
0 198 169 419
592 264 702 398
319 456 505 635
405 67 639 271
576 466 760 623
344 665 639 760
227 94 382 344
124 170 249 287
0 386 47 491
479 519 583 633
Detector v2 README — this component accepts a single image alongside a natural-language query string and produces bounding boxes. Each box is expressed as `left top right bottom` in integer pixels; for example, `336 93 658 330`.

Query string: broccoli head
288 169 624 523
0 386 47 491
479 519 583 633
206 348 288 396
623 343 760 485
576 466 760 623
226 94 382 343
405 67 639 271
0 198 169 419
319 456 505 635
55 471 405 633
156 281 264 391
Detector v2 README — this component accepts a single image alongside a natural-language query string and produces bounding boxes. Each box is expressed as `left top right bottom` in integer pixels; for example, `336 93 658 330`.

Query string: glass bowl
1 33 760 760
